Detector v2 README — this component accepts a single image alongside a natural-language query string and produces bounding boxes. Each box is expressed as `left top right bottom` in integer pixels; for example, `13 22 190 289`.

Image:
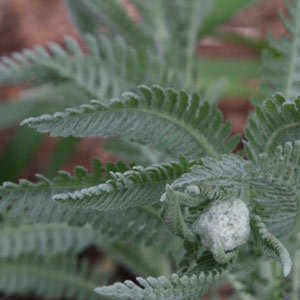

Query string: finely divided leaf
244 94 300 163
0 35 178 100
0 37 84 87
260 0 300 100
95 268 226 300
172 154 247 188
160 185 196 242
251 215 292 277
53 158 193 211
173 141 300 239
22 85 239 160
0 222 96 258
0 160 173 246
0 256 99 300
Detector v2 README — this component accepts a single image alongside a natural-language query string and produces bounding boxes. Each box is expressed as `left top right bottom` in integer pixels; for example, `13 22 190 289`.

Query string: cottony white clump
185 184 200 196
193 199 250 258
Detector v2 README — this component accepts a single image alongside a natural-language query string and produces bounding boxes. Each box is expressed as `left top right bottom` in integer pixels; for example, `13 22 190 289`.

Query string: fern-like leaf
53 157 193 211
0 37 84 87
160 185 196 242
244 94 300 163
95 267 226 300
0 35 177 100
260 0 300 100
251 215 292 277
173 141 300 239
0 256 99 300
0 160 173 246
0 222 95 258
0 84 90 130
22 85 239 160
172 154 247 190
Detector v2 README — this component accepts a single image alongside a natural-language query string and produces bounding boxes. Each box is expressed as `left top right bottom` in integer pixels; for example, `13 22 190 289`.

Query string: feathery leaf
0 160 173 246
0 256 99 300
0 84 90 130
95 267 226 300
0 35 178 100
251 215 292 277
260 0 300 100
0 222 96 258
53 157 193 211
173 141 300 239
244 94 300 164
160 185 197 242
22 85 239 160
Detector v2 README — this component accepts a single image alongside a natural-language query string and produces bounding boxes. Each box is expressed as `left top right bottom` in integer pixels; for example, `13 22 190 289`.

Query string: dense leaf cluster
1 0 300 300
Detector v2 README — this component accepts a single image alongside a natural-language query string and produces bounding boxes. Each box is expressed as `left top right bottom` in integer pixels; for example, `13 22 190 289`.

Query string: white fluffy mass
193 199 250 256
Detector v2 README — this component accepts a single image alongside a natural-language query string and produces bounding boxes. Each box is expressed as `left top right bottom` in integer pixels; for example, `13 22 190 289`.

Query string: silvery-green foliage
0 222 96 258
0 159 176 247
260 0 300 100
2 0 300 299
0 256 100 300
172 141 300 239
95 269 225 300
63 0 216 67
244 94 300 164
160 185 197 242
5 92 300 300
22 85 240 160
251 215 292 277
0 35 178 100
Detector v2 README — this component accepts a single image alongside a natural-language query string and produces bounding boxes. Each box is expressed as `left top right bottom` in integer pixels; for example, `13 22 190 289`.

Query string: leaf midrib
140 107 220 159
1 176 182 193
40 106 221 159
264 122 300 153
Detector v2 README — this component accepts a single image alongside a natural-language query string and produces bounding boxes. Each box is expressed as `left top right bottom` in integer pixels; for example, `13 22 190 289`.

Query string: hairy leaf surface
244 95 300 163
251 215 292 277
53 157 193 211
173 141 300 239
0 35 178 100
95 267 226 300
22 86 239 160
0 160 173 246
